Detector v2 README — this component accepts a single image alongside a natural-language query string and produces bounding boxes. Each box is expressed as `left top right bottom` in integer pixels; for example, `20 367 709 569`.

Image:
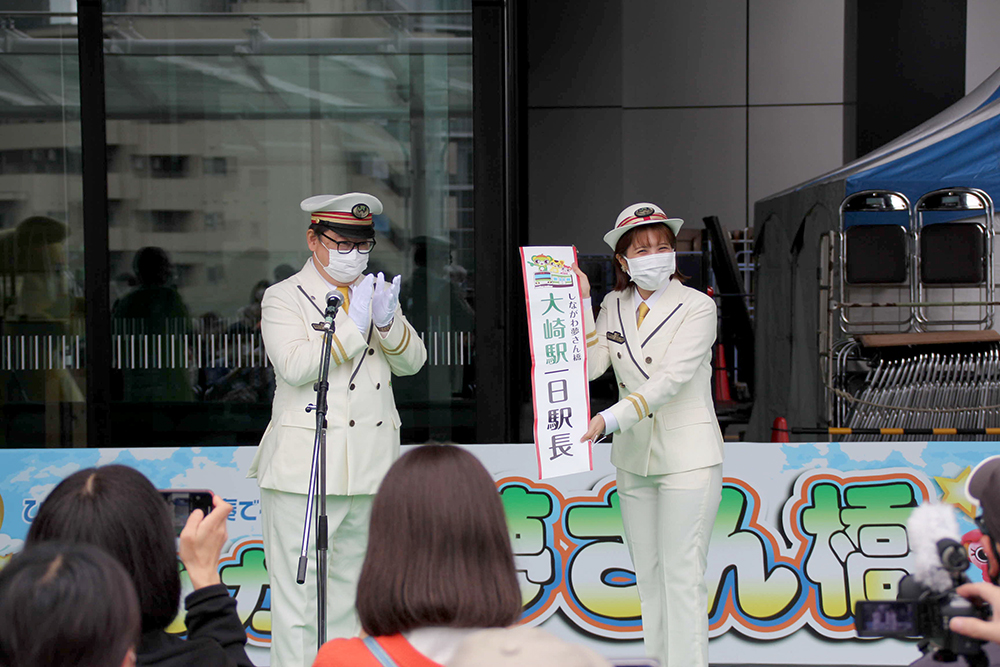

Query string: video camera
854 503 991 667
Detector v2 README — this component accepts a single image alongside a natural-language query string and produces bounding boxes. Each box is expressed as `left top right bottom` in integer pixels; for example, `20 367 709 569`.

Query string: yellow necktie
636 302 649 328
337 286 350 314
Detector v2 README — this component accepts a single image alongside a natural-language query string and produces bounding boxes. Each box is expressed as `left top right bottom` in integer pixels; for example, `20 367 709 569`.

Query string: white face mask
623 252 675 291
317 248 369 284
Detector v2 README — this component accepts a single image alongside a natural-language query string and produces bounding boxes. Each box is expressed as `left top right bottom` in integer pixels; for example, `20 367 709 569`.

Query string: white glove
348 274 375 334
371 272 401 328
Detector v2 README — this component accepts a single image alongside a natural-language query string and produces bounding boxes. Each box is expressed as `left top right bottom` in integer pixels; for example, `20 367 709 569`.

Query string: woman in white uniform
574 202 724 667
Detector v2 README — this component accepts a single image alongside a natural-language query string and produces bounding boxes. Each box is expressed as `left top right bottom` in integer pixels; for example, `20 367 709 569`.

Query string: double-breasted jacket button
617 352 622 359
645 356 652 364
367 348 375 356
648 413 653 419
376 420 383 426
349 420 356 427
618 382 626 388
376 383 381 390
350 383 356 390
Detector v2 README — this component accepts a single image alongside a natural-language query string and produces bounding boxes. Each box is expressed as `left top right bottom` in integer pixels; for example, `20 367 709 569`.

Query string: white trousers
259 488 373 667
616 464 723 667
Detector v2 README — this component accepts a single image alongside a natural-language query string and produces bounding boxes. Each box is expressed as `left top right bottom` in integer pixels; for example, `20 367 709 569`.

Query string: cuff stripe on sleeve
383 326 411 356
624 396 643 420
632 393 649 415
332 335 348 363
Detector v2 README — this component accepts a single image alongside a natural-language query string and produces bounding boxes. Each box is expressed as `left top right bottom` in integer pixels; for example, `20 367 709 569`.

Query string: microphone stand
297 300 339 650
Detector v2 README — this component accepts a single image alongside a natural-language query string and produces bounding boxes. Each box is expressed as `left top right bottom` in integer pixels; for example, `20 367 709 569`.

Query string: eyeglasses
319 232 376 255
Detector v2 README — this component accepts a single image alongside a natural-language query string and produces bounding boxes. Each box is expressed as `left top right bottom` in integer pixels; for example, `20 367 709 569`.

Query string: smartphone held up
160 489 214 536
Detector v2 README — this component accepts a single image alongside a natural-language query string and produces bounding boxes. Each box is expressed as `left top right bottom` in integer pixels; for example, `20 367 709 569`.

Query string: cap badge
634 206 655 217
352 203 370 219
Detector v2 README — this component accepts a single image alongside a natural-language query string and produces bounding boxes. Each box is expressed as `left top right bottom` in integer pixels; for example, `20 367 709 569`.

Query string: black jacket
909 640 1000 667
138 584 254 667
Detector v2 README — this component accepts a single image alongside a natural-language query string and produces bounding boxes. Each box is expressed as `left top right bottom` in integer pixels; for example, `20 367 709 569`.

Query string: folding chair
837 190 913 333
913 188 994 330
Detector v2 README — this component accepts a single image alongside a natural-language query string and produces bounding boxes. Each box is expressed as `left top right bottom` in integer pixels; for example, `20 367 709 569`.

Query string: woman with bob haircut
312 444 523 667
572 203 724 667
25 464 254 667
0 541 141 667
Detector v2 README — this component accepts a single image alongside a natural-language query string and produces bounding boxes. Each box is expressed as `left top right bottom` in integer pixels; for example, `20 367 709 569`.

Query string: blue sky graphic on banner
1 447 260 547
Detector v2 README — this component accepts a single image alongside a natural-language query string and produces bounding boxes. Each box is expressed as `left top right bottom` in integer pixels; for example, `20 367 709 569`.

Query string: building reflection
0 3 476 446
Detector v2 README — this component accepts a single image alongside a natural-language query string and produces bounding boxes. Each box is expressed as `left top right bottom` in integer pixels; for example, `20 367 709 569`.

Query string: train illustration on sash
528 254 575 288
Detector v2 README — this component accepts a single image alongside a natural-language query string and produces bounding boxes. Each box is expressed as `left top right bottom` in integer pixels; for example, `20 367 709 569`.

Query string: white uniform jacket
585 278 724 477
249 260 427 496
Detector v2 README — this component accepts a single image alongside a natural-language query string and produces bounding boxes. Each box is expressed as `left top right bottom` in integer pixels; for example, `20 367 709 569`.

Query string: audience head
25 464 180 633
357 444 522 636
0 541 140 667
133 246 173 287
250 279 269 304
273 263 296 282
448 626 611 667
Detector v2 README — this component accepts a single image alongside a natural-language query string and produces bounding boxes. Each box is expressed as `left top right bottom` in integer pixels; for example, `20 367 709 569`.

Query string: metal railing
841 349 1000 441
1 322 473 371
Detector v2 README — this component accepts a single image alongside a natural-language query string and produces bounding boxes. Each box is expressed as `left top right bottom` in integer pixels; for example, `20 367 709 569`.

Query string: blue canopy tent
747 67 1000 440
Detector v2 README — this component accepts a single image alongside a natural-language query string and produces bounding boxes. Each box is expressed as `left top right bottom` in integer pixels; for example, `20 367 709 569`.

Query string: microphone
907 501 966 594
325 290 344 322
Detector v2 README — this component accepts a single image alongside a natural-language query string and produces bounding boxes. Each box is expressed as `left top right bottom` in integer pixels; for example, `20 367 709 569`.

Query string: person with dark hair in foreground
312 445 523 667
25 464 254 667
0 541 141 667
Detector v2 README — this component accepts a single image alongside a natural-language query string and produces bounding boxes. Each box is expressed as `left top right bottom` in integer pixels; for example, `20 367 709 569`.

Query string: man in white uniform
249 193 426 666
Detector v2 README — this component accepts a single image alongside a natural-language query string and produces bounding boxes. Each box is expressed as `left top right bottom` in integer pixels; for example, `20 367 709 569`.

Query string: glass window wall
0 21 85 447
0 0 477 447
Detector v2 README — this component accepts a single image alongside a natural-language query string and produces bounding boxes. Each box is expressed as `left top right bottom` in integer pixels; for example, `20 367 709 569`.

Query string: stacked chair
826 188 999 440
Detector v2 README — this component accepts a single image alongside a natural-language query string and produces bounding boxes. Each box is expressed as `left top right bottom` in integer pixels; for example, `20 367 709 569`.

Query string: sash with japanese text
520 246 592 479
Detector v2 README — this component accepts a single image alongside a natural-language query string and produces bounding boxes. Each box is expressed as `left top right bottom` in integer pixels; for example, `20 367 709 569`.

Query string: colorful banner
0 442 995 665
520 246 592 478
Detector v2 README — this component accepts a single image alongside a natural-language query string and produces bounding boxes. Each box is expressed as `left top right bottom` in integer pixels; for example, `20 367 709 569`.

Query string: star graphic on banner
933 466 978 518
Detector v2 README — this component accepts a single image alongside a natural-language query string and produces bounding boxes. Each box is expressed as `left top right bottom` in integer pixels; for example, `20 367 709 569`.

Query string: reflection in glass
0 5 475 446
0 20 85 447
98 9 474 445
111 247 193 402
